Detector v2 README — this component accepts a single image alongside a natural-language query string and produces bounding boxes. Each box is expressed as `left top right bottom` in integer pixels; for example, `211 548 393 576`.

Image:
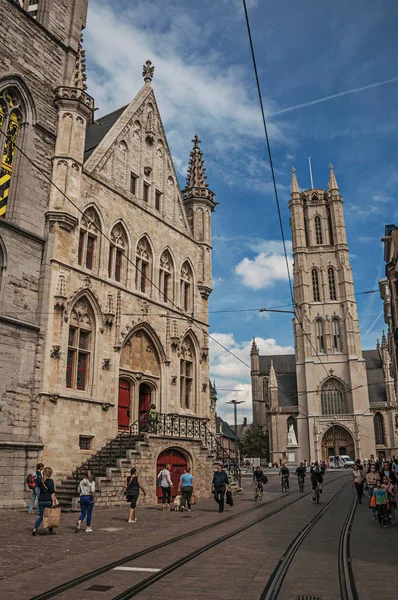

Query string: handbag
369 495 377 508
226 489 233 506
43 506 61 528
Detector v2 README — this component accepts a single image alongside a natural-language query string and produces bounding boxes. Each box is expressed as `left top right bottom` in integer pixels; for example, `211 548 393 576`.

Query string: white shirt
78 478 95 496
159 469 172 487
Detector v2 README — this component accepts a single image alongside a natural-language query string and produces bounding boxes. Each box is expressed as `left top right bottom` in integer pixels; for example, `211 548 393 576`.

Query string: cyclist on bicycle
279 463 290 489
295 462 306 489
253 465 267 493
310 461 323 501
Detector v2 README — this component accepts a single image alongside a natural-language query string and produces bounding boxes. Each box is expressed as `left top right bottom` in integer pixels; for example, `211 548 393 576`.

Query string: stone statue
287 423 298 446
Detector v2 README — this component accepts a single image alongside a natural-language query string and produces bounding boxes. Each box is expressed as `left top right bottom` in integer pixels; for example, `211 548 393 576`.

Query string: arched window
315 216 323 244
312 269 320 302
315 318 325 353
304 217 310 247
180 337 195 410
332 317 341 352
159 250 173 303
66 298 94 391
181 261 193 312
374 413 385 445
78 207 101 271
328 267 337 300
108 223 128 284
0 90 22 219
327 207 334 245
321 378 347 415
135 236 152 294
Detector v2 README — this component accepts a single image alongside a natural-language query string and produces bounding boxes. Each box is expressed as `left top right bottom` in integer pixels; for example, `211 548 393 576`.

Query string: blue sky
84 0 398 423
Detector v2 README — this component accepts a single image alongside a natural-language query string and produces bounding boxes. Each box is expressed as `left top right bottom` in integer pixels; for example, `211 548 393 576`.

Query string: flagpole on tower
308 157 314 189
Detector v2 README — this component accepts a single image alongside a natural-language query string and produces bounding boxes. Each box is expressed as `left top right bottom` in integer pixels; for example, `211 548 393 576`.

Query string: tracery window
328 267 337 301
374 413 385 445
108 223 128 284
159 250 173 303
312 269 320 302
136 236 152 294
66 298 94 391
321 378 347 415
315 216 323 244
315 318 325 353
180 338 195 410
0 90 22 219
78 208 101 271
332 317 342 352
180 261 193 312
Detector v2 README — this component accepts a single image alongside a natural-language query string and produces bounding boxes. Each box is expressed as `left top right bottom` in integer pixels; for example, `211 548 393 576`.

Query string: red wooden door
139 383 151 418
156 449 187 502
118 379 131 430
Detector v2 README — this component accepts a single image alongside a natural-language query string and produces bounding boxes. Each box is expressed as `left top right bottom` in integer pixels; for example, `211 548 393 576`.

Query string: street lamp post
226 399 244 487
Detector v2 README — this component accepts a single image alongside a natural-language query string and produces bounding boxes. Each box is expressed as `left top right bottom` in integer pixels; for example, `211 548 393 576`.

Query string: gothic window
374 413 385 445
0 90 22 219
315 216 323 244
327 207 334 245
180 338 195 410
181 261 193 312
108 222 128 284
315 318 325 353
159 250 173 303
304 217 310 247
130 173 138 195
66 298 94 391
135 236 152 294
332 317 342 352
78 207 101 271
155 190 162 211
312 269 320 302
328 267 337 300
321 378 347 415
143 182 150 203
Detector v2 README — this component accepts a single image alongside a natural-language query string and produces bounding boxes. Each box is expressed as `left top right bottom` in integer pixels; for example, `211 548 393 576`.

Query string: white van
328 455 355 469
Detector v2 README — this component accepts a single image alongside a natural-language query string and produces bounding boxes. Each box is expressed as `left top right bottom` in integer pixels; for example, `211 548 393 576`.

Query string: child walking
373 479 388 527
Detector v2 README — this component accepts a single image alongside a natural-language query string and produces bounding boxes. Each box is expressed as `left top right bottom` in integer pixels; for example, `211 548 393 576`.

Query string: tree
239 425 268 459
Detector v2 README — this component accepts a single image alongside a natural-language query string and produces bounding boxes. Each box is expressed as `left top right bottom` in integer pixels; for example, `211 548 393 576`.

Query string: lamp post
226 399 244 487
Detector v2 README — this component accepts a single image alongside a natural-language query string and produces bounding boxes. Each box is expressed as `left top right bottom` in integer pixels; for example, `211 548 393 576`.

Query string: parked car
328 455 355 469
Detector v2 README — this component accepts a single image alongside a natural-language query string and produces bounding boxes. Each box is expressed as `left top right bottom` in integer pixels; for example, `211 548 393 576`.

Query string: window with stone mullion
315 216 323 245
66 325 91 391
312 269 320 302
328 268 337 300
180 358 193 409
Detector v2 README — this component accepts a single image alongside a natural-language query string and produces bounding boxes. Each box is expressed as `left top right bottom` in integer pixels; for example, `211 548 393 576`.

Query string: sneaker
128 519 134 523
85 527 93 533
181 506 184 512
188 509 192 512
75 521 81 533
384 524 388 528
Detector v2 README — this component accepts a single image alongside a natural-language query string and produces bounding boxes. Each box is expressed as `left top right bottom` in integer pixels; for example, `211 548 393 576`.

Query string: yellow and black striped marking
0 100 19 219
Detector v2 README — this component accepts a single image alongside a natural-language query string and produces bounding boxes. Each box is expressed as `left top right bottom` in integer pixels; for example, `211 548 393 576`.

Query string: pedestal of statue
286 444 299 464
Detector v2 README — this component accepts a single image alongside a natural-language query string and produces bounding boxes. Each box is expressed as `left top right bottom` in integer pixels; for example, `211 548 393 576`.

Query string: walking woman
352 463 364 503
126 468 146 523
179 466 194 511
158 463 173 510
75 470 95 533
32 467 57 536
366 464 380 519
28 462 44 515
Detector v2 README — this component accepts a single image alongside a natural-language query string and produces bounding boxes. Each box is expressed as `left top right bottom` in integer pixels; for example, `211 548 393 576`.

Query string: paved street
0 470 396 600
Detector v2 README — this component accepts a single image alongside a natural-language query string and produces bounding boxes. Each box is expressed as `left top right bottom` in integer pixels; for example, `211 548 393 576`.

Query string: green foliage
239 425 268 459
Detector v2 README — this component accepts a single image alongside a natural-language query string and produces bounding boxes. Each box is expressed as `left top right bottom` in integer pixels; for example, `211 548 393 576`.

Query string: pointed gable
83 77 189 230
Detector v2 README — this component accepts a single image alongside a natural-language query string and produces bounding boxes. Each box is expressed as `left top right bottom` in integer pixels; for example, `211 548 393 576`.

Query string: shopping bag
43 506 61 528
226 489 233 506
190 493 196 505
369 495 376 508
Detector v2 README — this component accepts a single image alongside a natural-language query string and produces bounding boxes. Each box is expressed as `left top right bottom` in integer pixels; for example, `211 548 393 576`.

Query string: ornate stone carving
45 211 78 232
102 358 111 371
54 273 67 309
142 59 154 83
50 346 61 359
171 375 177 385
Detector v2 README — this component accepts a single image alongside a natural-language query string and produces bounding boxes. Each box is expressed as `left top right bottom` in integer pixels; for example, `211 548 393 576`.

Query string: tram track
30 474 345 600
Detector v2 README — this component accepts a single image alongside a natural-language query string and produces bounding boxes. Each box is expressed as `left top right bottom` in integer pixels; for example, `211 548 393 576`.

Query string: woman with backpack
75 470 95 533
32 467 57 536
157 463 173 511
28 462 44 515
126 468 146 523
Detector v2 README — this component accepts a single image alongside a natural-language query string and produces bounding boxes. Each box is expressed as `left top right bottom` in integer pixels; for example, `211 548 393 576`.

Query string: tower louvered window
315 216 323 244
332 318 341 352
328 267 337 300
315 319 325 353
374 413 385 445
312 269 320 302
0 91 22 219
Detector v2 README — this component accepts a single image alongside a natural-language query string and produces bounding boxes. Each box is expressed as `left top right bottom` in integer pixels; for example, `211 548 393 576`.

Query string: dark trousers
354 483 363 502
376 503 388 524
34 501 53 530
79 495 94 526
161 486 171 504
182 486 193 509
214 486 226 510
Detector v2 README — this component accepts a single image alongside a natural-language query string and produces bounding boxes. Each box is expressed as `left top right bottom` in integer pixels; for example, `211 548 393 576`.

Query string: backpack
26 473 36 489
313 466 321 474
263 475 268 484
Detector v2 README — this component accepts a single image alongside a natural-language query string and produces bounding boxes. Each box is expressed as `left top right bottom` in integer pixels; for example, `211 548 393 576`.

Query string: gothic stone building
251 166 398 464
0 0 219 507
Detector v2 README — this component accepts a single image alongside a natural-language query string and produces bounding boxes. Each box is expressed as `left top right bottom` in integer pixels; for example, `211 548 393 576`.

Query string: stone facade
0 0 220 507
380 225 398 404
252 166 398 463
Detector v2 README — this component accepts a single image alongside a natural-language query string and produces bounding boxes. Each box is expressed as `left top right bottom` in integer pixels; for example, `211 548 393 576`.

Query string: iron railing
73 412 240 491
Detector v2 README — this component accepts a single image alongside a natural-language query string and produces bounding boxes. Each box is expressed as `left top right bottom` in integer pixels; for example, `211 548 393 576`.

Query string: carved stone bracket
197 284 212 300
202 383 208 393
102 403 111 411
171 376 177 385
104 313 115 327
49 395 59 404
54 295 67 310
102 358 111 371
45 211 78 232
50 345 61 359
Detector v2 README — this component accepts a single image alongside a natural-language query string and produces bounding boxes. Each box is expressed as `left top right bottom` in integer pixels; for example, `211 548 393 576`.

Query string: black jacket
213 470 229 488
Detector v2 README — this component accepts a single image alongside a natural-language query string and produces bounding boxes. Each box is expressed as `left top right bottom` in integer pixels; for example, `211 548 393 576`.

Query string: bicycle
281 474 289 493
254 481 263 502
297 476 305 493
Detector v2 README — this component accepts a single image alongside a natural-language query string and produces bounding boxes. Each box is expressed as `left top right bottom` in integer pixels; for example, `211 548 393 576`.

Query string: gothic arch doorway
321 424 355 462
139 383 152 419
156 448 187 502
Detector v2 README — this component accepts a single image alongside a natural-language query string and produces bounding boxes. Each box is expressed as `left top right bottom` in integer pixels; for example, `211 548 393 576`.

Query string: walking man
212 465 229 513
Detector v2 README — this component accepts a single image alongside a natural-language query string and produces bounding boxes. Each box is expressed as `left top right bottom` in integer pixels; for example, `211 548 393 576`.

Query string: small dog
173 494 183 511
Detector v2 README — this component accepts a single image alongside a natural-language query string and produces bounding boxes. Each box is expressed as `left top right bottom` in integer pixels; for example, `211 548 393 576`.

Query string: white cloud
235 252 293 289
372 194 392 203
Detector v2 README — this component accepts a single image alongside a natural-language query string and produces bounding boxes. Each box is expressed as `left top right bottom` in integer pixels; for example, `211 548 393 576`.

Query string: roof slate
84 105 128 161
